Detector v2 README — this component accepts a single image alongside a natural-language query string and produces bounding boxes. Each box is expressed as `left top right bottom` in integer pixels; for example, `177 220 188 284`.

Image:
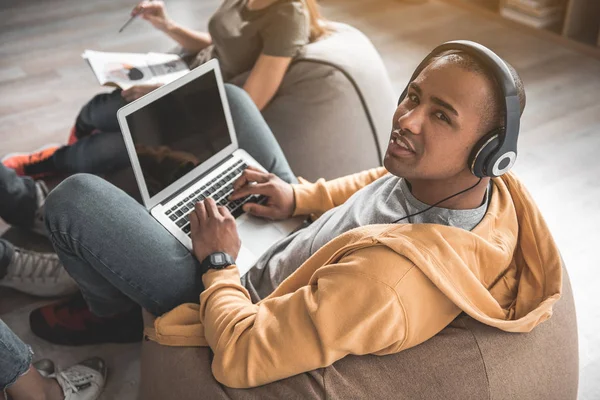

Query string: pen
118 14 138 33
118 1 154 33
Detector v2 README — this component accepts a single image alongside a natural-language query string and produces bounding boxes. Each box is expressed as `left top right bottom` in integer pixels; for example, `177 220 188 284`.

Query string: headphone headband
397 40 521 177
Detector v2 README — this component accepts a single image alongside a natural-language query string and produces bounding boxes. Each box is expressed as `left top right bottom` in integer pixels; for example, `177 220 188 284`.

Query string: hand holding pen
119 1 173 33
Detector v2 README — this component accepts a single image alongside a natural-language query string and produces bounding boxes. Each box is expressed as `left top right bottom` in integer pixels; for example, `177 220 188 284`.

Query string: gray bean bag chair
229 22 397 181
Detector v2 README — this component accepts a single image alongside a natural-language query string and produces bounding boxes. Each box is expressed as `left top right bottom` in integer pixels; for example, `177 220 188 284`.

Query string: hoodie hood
376 171 562 332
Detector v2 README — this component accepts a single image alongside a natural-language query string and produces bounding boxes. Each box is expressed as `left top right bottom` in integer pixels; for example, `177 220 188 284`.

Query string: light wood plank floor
1 0 599 398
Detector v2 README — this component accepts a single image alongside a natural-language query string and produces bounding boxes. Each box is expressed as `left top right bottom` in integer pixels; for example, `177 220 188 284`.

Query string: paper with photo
82 50 190 90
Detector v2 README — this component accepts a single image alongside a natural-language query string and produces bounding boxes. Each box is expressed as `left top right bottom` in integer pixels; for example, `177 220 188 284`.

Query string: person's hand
229 166 295 220
121 84 162 102
189 198 241 263
132 1 173 32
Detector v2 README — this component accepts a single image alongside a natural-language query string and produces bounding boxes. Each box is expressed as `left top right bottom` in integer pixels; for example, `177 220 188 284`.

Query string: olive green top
191 0 310 80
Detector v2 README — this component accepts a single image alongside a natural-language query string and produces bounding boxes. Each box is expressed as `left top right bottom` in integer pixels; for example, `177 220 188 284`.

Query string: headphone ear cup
469 133 501 178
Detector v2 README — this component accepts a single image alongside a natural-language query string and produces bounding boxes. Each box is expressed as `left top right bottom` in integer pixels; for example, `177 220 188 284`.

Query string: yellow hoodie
144 168 562 389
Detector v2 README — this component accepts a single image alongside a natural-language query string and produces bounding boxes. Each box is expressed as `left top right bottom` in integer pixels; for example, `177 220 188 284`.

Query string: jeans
45 84 296 317
0 167 35 390
0 319 32 391
52 90 130 175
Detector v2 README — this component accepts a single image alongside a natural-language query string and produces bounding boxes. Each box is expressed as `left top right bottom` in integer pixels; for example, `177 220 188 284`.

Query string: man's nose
396 107 424 136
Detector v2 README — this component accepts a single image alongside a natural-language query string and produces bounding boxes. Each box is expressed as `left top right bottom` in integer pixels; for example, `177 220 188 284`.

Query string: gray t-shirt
191 0 310 80
242 174 491 302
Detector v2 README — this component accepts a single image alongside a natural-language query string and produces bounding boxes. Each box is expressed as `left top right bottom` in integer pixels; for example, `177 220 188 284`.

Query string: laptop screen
125 69 232 197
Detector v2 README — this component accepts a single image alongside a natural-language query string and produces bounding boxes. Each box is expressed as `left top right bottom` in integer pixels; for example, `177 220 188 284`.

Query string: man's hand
189 198 241 264
229 166 295 220
121 84 162 102
132 1 173 32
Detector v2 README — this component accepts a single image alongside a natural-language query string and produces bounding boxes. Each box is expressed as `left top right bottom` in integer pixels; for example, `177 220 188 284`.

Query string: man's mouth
389 129 416 154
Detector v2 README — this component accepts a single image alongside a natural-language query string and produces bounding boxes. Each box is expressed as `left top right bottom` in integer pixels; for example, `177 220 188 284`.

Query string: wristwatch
200 252 235 273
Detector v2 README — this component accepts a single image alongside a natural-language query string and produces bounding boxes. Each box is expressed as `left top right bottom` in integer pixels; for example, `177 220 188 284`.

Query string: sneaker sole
1 143 63 163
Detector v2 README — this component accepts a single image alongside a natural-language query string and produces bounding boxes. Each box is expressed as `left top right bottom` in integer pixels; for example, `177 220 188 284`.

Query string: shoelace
57 368 94 394
6 249 63 282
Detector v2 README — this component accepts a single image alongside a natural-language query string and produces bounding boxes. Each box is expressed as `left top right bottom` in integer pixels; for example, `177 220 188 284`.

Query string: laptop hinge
161 154 235 206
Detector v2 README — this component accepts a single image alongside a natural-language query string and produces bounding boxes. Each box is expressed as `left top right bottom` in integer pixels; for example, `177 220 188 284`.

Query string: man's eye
408 93 419 103
435 111 450 124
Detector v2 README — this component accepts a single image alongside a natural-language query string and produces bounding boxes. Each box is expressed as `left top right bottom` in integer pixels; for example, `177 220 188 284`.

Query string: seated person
0 164 106 400
34 42 561 388
3 0 329 179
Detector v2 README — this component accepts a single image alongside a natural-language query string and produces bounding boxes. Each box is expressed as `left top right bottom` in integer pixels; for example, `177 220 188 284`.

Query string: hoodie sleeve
292 167 388 218
199 248 406 389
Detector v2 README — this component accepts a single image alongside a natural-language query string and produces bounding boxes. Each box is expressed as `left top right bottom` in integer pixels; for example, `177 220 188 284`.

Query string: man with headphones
38 41 562 388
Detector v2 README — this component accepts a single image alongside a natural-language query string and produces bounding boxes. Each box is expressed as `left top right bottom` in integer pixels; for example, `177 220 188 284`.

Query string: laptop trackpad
236 214 285 257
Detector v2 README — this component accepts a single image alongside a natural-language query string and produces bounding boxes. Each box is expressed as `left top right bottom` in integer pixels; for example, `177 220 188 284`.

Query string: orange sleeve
199 248 406 388
292 167 388 219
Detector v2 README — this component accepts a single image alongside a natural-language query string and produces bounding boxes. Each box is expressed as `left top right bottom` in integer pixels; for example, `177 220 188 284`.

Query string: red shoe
29 293 143 346
2 144 60 178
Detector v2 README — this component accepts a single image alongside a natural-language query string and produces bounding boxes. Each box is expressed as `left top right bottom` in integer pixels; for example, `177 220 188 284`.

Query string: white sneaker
0 247 78 297
51 357 107 400
31 180 49 237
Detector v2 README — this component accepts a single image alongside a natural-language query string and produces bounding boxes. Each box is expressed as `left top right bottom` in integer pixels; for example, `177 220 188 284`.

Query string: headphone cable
393 178 484 224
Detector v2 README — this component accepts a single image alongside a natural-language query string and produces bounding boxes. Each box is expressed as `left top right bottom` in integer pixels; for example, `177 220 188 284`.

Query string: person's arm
162 23 212 54
199 247 407 388
182 193 460 388
133 1 212 53
292 167 389 217
228 167 388 221
242 54 292 111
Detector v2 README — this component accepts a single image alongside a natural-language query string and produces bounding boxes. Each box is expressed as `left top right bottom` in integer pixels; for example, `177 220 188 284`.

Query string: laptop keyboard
164 160 265 237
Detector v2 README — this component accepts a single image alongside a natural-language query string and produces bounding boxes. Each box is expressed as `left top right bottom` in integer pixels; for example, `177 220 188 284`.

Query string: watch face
211 253 225 266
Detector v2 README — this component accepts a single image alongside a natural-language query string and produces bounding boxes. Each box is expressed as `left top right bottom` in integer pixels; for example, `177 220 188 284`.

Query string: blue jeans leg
45 174 203 317
225 84 298 184
44 83 297 317
0 319 32 392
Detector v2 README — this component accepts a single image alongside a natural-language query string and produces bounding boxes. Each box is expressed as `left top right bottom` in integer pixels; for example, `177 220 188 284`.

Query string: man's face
384 59 495 181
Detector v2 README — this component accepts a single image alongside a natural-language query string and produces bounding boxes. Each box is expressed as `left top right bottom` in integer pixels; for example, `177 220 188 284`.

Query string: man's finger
204 197 219 219
243 203 276 220
189 209 200 233
195 200 207 223
233 169 269 190
245 165 263 173
229 182 271 201
217 205 232 219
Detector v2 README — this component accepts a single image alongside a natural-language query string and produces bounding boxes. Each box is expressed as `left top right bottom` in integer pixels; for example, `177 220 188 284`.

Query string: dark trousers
0 164 37 270
52 90 130 175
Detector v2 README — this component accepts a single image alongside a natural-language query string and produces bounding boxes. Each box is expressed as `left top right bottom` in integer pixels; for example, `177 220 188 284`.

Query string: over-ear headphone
397 40 521 178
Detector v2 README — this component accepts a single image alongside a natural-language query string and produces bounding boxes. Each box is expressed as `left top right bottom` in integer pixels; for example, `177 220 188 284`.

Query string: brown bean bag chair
138 263 578 400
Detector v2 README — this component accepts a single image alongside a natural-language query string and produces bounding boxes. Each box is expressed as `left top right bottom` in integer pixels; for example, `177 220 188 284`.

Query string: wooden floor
1 0 599 398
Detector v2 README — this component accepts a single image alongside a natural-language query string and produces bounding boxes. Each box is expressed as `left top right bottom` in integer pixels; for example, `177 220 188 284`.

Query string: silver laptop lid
117 59 239 210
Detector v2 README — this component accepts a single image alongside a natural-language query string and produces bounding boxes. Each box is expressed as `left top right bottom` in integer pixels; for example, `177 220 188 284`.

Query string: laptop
116 59 304 276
